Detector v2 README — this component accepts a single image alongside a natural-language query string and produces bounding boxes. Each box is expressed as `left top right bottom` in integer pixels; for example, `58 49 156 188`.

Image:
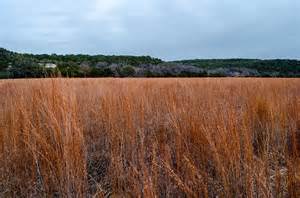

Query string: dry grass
0 78 299 197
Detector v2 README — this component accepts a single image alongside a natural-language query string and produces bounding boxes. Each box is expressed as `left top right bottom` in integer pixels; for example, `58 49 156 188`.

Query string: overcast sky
0 0 299 60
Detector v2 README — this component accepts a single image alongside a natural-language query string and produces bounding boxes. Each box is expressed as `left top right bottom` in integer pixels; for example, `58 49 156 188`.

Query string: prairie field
0 78 299 197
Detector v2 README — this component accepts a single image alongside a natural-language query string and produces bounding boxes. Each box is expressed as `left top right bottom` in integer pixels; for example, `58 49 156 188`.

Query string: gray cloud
0 0 299 60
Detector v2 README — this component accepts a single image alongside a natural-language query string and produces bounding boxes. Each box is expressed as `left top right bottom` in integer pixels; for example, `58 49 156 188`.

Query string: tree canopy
0 48 299 78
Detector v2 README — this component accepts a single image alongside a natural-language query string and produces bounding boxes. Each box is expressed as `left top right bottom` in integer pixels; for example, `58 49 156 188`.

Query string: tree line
0 48 299 78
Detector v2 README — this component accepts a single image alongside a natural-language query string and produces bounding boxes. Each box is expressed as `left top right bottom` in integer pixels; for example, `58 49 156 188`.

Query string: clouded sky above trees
0 0 299 60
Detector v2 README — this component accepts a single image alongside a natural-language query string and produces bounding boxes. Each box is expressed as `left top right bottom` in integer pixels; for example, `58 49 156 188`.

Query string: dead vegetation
0 78 299 197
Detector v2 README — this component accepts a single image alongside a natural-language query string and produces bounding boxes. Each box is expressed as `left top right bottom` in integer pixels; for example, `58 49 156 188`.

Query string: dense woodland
0 48 299 78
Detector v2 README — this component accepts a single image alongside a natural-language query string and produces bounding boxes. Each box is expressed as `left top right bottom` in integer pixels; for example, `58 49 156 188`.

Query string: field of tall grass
0 78 299 197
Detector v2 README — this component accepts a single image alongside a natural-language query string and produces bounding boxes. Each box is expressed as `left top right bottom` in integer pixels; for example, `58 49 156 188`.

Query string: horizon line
2 47 300 62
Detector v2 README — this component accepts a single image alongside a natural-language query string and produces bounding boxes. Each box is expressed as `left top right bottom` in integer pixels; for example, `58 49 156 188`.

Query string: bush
119 66 136 77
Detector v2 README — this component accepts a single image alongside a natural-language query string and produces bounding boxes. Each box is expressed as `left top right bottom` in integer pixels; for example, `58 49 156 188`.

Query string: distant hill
0 48 299 78
173 59 300 77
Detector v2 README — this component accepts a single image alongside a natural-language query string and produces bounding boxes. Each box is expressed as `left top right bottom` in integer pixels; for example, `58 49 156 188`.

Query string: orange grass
0 78 299 197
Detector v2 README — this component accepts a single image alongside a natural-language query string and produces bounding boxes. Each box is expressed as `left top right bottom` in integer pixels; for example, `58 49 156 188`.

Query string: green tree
119 66 136 77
